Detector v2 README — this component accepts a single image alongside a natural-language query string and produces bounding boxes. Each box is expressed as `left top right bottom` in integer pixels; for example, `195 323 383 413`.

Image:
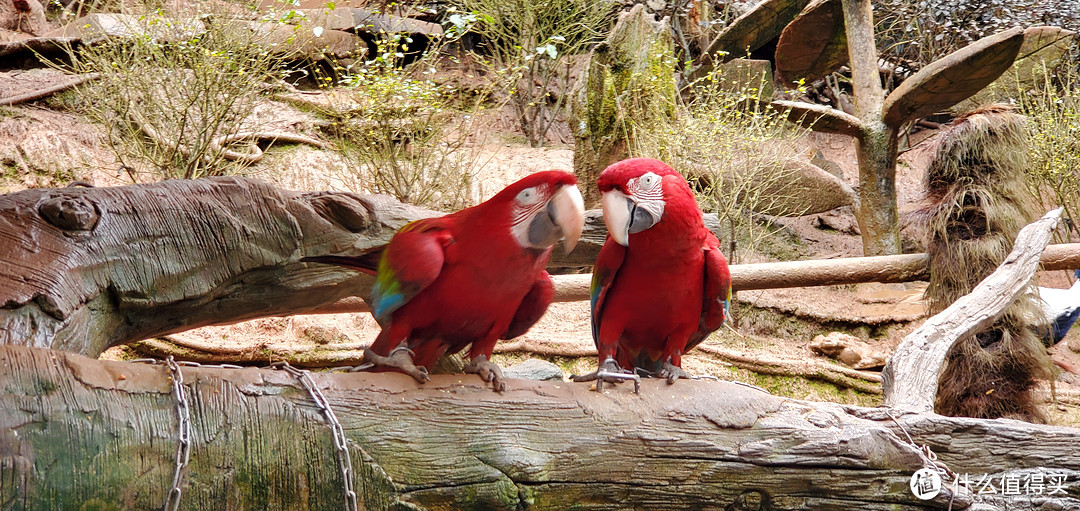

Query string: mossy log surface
6 343 1080 510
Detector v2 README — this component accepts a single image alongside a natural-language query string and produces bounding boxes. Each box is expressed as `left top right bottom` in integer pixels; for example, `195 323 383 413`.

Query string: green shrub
326 29 494 211
1014 55 1080 241
67 1 291 179
450 0 617 147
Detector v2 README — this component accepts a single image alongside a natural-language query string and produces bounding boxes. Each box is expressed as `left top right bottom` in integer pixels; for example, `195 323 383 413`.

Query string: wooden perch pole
311 244 1080 310
881 208 1063 412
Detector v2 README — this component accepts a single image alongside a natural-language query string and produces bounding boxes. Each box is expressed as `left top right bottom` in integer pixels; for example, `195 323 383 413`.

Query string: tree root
131 337 366 368
695 345 883 394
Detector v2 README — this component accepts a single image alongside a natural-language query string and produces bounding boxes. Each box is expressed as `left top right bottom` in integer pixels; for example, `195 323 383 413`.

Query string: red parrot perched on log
573 158 731 391
304 171 584 391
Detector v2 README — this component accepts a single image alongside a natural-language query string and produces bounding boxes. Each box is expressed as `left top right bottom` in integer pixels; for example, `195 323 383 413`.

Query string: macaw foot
659 361 692 385
357 345 430 384
571 357 641 394
464 355 507 392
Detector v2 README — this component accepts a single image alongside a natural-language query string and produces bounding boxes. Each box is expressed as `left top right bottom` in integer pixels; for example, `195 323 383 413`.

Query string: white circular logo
910 468 942 500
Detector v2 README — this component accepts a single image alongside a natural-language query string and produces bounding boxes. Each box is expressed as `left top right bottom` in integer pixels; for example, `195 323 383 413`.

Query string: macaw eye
516 186 540 205
637 172 661 191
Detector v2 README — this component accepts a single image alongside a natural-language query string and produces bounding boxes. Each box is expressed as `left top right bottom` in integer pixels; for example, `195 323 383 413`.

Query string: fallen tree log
7 342 1080 510
4 178 1080 359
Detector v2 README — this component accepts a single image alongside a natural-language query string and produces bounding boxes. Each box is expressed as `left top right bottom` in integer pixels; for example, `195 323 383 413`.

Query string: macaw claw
572 358 641 394
358 345 430 384
659 361 691 385
464 355 507 392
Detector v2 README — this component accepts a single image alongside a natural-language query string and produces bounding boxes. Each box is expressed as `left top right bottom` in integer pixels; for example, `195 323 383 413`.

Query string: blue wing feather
369 218 452 326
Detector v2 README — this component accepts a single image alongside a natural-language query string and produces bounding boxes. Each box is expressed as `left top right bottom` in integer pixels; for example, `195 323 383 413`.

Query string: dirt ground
5 65 1080 425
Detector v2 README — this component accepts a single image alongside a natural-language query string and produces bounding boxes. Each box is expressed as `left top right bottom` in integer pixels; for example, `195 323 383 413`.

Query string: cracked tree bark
5 342 1080 511
0 177 435 356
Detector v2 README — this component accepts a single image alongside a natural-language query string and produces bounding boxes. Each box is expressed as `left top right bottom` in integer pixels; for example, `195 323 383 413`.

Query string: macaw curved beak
551 184 585 253
527 184 585 253
602 189 662 246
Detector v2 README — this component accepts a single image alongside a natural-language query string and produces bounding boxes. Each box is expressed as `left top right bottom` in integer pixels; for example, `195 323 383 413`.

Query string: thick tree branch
0 177 434 355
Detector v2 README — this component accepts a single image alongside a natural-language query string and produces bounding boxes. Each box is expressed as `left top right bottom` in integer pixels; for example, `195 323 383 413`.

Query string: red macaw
573 158 731 391
305 171 584 391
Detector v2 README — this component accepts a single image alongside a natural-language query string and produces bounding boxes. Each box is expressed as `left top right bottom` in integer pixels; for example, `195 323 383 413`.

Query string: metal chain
130 357 360 510
164 356 192 511
129 359 245 370
883 408 954 479
883 407 961 510
273 361 358 511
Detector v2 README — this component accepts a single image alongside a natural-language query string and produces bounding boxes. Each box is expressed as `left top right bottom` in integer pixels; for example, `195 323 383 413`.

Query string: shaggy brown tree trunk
6 343 1080 510
883 208 1059 413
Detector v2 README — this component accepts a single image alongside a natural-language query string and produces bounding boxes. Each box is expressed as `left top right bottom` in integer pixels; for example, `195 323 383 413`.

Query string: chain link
273 361 358 511
883 408 953 479
164 356 192 511
130 358 245 370
883 407 961 509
